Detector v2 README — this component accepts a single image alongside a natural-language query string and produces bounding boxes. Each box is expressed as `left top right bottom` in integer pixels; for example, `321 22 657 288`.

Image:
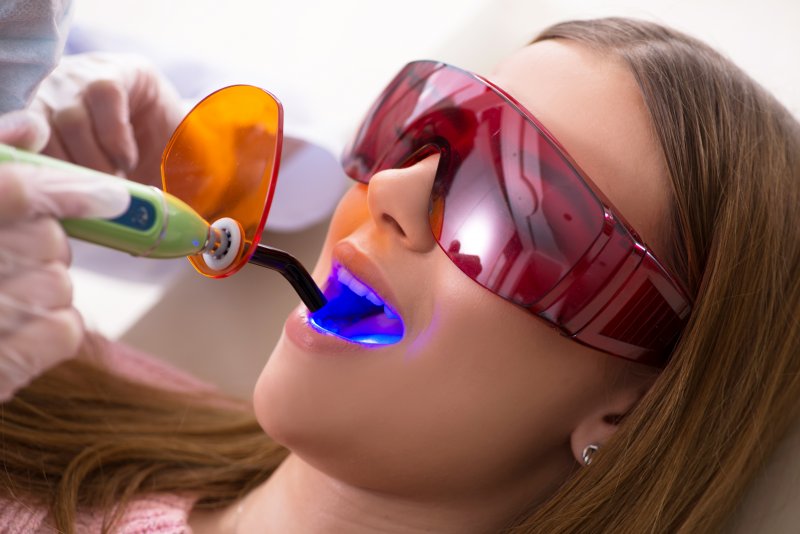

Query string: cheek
328 183 370 236
402 273 597 467
309 184 370 283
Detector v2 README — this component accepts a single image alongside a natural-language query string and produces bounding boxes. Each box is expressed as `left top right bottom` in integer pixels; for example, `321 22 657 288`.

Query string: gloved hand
0 110 130 402
30 52 184 188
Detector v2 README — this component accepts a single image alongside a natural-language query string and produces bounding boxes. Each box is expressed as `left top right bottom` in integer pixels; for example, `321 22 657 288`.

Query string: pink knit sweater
0 342 220 533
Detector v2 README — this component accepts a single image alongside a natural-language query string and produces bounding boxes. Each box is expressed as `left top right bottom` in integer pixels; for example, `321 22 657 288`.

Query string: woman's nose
367 154 439 252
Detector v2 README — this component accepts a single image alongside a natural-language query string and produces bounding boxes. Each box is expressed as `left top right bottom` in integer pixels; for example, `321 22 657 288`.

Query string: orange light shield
161 85 283 277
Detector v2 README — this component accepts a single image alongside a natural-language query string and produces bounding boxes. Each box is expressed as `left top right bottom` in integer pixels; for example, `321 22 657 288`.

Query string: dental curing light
0 146 325 312
0 142 232 259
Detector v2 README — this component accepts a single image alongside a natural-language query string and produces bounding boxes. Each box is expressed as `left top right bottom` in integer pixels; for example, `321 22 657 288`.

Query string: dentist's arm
0 111 129 402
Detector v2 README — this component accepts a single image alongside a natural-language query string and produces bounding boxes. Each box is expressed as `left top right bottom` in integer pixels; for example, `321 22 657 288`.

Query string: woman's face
254 40 668 500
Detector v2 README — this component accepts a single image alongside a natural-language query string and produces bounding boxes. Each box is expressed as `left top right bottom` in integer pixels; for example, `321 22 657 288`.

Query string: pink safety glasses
342 60 691 366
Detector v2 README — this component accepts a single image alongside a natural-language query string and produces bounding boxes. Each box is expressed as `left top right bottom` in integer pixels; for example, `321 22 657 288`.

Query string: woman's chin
253 334 307 448
252 332 353 452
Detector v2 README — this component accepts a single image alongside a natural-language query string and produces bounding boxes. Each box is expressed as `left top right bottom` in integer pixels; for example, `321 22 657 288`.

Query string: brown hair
508 18 800 533
0 342 287 532
1 17 799 534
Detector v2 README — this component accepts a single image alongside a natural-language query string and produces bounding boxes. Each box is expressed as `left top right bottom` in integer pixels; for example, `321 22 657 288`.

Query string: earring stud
582 444 599 466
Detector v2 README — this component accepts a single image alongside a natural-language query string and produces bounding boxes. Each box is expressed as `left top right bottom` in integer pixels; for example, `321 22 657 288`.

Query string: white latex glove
0 110 130 402
30 52 184 188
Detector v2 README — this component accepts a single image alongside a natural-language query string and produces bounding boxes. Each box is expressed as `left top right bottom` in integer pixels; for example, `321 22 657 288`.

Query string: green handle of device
0 143 209 258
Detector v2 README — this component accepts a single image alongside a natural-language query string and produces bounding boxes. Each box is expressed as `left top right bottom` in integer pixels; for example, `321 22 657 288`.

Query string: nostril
382 214 406 237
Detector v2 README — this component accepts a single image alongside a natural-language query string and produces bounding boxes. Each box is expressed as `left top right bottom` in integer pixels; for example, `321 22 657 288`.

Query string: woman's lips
284 240 405 353
284 305 369 354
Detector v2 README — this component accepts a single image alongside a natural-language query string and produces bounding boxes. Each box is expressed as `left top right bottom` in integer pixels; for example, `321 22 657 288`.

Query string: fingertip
52 104 119 174
0 161 129 220
3 307 85 383
0 110 51 152
84 80 139 172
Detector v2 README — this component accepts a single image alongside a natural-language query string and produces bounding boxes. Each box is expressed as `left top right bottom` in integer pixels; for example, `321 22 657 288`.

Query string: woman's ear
569 364 657 466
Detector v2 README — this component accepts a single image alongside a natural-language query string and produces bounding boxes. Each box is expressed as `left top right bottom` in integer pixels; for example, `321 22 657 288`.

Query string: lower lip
284 305 367 354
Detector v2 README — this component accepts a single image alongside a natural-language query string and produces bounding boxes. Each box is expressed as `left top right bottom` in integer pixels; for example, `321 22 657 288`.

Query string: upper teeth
337 267 384 307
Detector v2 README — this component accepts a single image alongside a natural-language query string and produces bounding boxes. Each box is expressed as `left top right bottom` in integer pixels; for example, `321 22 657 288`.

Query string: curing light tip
203 217 243 271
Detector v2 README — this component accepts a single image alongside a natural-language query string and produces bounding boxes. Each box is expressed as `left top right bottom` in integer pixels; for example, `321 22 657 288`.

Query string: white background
72 0 800 146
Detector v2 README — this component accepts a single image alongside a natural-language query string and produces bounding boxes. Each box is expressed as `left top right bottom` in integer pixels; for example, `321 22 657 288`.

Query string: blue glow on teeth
309 266 404 345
